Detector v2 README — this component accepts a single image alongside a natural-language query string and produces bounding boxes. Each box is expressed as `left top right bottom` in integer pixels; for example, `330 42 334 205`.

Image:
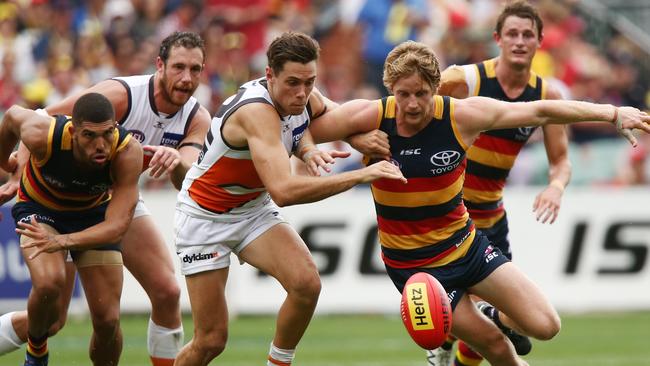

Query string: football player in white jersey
0 32 211 366
173 31 406 366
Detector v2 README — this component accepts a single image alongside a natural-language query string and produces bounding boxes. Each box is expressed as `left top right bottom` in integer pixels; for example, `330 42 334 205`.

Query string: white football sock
267 342 295 365
0 312 24 355
147 318 184 360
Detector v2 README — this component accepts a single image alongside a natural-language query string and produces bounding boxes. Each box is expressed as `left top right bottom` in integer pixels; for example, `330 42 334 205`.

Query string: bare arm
46 79 129 120
0 106 51 170
308 99 382 143
454 97 650 147
233 103 405 207
438 65 470 98
533 86 572 224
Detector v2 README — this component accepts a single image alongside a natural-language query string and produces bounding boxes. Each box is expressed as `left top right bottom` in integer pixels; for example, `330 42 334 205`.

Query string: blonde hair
382 41 441 92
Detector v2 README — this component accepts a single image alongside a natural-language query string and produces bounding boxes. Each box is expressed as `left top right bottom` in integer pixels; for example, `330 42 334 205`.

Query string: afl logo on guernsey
129 130 145 143
430 150 461 167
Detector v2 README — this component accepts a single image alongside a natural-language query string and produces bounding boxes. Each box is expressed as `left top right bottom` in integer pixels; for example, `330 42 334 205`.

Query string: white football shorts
174 205 287 275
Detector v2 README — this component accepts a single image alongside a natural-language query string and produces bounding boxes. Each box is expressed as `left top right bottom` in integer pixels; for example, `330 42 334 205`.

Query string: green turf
3 312 650 365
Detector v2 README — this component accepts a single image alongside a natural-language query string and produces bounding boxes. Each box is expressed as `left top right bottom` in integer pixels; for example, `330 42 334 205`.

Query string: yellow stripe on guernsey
405 282 434 331
372 176 463 207
379 214 469 249
448 98 468 150
469 212 505 229
33 117 57 167
466 145 517 169
462 186 502 203
426 230 474 268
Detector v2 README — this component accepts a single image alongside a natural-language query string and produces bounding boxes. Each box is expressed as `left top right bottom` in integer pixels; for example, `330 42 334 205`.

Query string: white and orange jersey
177 78 311 219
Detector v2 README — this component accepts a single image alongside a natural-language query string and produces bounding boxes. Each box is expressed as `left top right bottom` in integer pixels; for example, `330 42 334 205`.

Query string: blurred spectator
156 0 202 41
356 0 430 95
45 56 85 106
0 0 646 189
206 0 270 74
0 50 22 110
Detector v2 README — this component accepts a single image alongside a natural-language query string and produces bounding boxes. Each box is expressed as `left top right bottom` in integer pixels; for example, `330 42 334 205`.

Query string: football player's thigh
122 215 176 280
238 223 317 284
470 262 553 329
184 268 229 333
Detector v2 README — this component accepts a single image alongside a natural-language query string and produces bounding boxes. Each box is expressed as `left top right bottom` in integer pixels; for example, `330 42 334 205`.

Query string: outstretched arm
46 79 129 120
454 97 650 147
232 103 405 207
308 99 382 144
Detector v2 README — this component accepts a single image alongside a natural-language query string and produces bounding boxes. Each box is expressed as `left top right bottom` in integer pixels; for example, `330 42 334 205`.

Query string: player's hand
302 149 351 176
0 161 21 209
17 216 69 259
532 184 563 224
616 107 650 147
347 130 391 160
361 160 407 184
143 145 181 178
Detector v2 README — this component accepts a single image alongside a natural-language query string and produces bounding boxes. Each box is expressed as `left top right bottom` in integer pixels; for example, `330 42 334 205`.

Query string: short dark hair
495 0 544 40
72 93 115 126
159 31 206 64
266 31 320 75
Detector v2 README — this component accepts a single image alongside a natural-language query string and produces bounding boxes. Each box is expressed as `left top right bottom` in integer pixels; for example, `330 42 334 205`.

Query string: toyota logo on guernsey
430 150 462 175
518 126 534 139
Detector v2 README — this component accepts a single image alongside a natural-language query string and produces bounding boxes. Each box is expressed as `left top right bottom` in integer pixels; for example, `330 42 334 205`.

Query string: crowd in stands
0 0 648 186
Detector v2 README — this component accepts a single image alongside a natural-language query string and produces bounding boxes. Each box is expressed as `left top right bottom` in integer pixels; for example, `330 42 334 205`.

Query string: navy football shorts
385 232 510 310
12 200 121 259
477 213 512 260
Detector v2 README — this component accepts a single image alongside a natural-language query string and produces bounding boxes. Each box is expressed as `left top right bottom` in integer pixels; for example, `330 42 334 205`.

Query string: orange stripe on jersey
463 186 502 203
472 134 524 156
372 165 464 193
379 216 468 249
372 174 463 207
463 173 505 193
378 205 468 236
188 156 264 213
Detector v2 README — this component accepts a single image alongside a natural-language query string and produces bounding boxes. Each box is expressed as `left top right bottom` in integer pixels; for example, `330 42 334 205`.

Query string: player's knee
31 279 65 303
290 271 321 303
48 316 68 336
149 280 181 309
194 330 228 359
90 312 120 338
479 332 515 362
528 311 561 340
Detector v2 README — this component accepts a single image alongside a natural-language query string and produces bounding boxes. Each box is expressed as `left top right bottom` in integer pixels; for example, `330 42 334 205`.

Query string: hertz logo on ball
406 282 434 330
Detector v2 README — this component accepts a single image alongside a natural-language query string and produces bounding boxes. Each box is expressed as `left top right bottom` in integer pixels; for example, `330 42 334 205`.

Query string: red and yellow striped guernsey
17 115 132 211
460 58 546 228
369 95 475 269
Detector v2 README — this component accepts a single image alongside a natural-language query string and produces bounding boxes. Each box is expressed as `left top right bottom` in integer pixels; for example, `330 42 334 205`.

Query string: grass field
3 312 650 365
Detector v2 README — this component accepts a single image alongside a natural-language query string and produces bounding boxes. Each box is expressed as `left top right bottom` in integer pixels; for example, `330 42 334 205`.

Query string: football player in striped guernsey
308 40 649 365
